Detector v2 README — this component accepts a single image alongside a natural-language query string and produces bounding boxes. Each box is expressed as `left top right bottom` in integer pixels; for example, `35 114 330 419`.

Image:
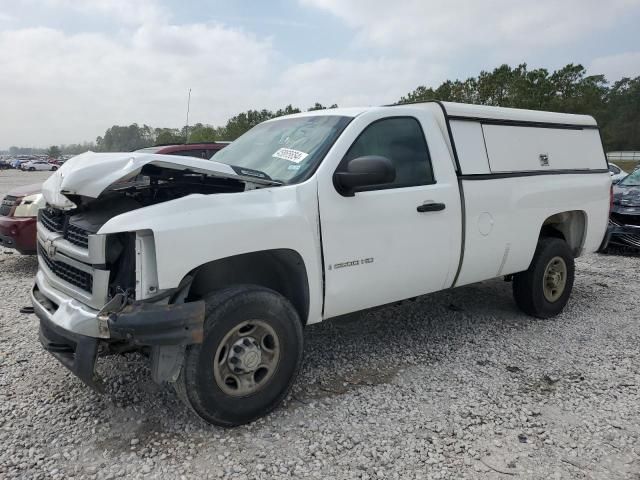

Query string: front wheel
513 237 575 318
51 166 58 171
28 167 35 171
174 285 304 427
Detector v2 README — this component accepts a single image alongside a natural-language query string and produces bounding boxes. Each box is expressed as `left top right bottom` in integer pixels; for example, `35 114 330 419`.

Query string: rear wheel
175 285 304 427
513 237 575 318
51 166 58 171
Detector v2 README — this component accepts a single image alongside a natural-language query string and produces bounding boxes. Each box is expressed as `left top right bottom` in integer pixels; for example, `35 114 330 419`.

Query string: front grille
40 208 90 249
40 209 65 233
610 217 640 247
1 195 18 216
64 223 89 248
38 244 93 293
612 212 640 227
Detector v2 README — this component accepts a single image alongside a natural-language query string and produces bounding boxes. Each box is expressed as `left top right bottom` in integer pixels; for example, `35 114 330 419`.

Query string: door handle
417 202 446 213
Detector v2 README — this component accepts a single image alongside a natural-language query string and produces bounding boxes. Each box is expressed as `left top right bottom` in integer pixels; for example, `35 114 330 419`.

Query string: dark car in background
135 142 229 159
604 168 640 250
0 183 43 253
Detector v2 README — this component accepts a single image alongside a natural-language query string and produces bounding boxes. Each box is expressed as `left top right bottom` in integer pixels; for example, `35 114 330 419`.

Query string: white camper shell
440 102 604 174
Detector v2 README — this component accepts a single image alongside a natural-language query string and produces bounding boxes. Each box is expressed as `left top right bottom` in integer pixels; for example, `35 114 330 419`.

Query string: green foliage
307 103 339 111
399 63 639 150
215 105 303 141
4 64 639 154
154 128 184 145
219 109 275 141
398 63 609 111
86 104 321 150
96 124 154 152
600 77 640 151
8 146 45 155
46 145 61 158
60 142 97 155
187 123 217 143
308 102 326 111
89 68 638 151
275 105 302 117
9 63 631 154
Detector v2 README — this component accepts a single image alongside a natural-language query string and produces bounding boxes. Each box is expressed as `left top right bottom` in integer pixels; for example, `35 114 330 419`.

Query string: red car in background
134 142 229 158
0 183 43 254
0 143 229 254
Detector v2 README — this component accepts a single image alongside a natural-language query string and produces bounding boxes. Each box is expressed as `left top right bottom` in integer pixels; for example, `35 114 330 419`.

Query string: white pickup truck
33 102 610 426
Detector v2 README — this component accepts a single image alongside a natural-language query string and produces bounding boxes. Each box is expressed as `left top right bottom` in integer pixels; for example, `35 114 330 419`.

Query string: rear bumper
0 216 36 253
32 276 205 391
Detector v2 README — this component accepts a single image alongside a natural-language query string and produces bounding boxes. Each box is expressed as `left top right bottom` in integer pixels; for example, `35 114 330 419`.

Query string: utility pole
185 88 191 143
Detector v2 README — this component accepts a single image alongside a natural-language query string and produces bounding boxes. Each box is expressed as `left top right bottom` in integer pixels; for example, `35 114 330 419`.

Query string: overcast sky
1 0 640 149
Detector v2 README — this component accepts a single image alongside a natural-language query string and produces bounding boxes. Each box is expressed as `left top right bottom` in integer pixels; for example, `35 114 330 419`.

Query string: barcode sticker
272 148 309 164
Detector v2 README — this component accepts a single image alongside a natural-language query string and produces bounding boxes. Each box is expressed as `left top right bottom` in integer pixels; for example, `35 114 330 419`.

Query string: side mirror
334 156 396 196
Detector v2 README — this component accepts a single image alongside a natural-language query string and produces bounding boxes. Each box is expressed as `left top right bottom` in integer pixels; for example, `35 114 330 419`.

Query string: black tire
513 237 575 319
51 166 58 171
174 285 304 427
28 167 35 171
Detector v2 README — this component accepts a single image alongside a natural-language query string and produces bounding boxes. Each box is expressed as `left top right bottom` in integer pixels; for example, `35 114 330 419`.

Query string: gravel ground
1 169 639 479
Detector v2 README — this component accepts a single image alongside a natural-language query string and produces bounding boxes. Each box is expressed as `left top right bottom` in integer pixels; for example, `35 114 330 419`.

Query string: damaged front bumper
32 272 205 391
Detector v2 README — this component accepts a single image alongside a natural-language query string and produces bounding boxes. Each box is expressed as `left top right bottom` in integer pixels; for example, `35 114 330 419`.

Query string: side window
342 117 434 188
609 165 620 174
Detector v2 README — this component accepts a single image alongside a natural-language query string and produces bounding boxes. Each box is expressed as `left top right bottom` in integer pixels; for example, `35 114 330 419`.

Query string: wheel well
540 210 587 257
186 249 310 325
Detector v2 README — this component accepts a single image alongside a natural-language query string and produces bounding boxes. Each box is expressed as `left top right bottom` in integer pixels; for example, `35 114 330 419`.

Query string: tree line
398 64 639 153
93 103 338 152
6 63 639 157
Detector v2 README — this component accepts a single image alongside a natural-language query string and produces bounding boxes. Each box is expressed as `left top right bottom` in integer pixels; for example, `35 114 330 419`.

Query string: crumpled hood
41 151 268 209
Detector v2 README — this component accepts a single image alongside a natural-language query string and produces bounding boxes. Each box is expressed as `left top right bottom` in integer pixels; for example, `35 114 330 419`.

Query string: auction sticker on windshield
272 148 309 164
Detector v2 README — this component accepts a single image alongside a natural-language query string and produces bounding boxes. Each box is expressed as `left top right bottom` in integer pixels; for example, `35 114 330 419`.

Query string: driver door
318 114 460 318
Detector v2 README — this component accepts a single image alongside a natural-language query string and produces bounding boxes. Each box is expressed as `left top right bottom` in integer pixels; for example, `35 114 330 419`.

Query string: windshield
619 169 640 186
212 115 352 184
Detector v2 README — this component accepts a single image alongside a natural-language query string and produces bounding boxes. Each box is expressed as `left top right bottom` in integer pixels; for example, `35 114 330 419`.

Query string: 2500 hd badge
330 257 374 270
